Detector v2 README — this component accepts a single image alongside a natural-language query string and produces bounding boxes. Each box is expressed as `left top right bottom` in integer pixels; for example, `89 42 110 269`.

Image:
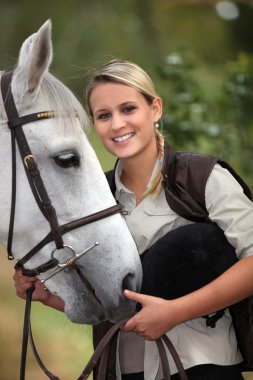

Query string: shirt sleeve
205 164 253 259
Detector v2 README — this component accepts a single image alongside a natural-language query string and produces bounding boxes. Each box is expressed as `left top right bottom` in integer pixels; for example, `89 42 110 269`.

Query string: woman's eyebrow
94 101 138 115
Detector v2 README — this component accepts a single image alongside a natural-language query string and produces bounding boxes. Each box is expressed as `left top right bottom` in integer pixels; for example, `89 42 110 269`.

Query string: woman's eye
98 113 110 120
123 105 135 113
54 151 80 168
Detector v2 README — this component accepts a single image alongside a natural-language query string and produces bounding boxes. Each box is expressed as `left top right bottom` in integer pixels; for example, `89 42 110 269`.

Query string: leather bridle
0 71 122 274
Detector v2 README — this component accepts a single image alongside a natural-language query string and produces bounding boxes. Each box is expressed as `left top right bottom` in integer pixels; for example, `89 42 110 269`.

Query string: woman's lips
113 132 135 143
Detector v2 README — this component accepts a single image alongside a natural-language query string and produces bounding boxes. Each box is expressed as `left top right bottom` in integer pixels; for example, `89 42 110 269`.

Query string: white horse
0 20 142 325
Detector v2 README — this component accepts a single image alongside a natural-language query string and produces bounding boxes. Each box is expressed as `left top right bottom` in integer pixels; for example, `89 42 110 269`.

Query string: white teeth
113 133 134 142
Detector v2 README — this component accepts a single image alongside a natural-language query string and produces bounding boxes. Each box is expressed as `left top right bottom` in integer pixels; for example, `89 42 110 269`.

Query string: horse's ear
14 20 53 97
27 20 53 92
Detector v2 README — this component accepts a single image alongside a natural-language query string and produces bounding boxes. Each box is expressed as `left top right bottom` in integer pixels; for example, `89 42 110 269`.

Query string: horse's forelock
41 73 90 135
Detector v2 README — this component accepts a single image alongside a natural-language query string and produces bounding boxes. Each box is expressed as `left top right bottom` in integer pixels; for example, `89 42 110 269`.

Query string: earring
155 122 159 129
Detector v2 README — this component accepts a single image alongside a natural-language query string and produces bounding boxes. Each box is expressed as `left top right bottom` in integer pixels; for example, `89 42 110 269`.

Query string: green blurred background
1 0 253 379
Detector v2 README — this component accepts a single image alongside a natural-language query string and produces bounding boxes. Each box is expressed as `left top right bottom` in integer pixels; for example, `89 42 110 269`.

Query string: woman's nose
111 114 126 131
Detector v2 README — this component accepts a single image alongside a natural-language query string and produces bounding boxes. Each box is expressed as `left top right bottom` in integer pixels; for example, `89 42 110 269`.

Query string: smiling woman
89 81 162 168
84 58 253 380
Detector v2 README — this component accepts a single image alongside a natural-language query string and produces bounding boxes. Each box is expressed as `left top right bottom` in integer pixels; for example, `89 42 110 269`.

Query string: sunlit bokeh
215 1 240 20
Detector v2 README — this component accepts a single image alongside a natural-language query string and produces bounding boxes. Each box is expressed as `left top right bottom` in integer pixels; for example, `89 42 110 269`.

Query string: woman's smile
113 132 135 143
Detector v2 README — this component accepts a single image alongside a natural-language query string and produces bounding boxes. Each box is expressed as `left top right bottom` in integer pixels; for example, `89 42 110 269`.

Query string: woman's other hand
122 289 176 340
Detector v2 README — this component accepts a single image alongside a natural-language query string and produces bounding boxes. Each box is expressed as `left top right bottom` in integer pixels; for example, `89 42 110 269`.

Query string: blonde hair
86 59 164 197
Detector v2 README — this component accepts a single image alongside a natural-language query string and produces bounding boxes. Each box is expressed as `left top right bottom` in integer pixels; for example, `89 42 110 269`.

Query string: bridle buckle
24 154 36 168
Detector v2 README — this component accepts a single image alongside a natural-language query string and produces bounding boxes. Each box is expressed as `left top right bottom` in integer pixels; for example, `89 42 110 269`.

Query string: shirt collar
114 161 130 201
114 159 162 201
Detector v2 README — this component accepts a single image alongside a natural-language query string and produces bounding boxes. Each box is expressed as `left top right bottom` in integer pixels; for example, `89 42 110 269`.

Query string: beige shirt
115 161 253 379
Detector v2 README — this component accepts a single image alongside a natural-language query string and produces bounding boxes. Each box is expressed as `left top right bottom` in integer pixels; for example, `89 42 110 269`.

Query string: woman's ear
152 97 163 122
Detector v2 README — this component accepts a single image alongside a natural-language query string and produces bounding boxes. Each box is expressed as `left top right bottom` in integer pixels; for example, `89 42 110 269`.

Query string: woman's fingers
123 289 173 340
13 269 35 298
13 269 49 302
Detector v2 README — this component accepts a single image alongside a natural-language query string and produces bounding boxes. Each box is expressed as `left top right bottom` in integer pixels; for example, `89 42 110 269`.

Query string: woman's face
89 82 162 161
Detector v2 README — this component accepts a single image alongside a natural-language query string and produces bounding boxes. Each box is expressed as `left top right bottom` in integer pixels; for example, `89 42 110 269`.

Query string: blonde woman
14 59 253 380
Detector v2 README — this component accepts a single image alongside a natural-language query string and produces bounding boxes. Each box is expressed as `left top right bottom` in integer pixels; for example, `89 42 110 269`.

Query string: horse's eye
54 151 80 168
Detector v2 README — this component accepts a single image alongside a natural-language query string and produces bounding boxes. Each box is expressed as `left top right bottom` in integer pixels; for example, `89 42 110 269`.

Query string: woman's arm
123 254 253 340
13 269 65 312
123 165 253 340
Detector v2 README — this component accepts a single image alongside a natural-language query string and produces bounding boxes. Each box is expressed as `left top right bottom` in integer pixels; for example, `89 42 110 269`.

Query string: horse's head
0 20 142 324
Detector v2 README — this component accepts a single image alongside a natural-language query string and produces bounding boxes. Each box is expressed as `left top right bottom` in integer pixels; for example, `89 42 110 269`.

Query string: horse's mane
0 70 90 135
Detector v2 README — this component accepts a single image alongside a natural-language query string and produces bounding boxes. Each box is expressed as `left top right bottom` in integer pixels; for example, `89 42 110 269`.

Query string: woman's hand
13 269 50 302
13 269 65 311
123 257 253 341
122 290 176 340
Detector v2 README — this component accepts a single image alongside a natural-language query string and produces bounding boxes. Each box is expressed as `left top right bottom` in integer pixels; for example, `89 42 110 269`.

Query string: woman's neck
120 149 159 203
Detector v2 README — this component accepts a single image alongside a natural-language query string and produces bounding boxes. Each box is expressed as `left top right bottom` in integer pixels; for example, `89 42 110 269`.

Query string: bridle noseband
0 71 122 276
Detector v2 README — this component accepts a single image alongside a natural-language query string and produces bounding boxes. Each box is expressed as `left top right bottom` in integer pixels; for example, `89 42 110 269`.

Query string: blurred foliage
1 0 253 98
158 48 253 191
221 53 253 181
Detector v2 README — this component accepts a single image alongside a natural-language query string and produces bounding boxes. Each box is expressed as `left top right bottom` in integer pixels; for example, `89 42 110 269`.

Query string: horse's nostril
122 272 135 292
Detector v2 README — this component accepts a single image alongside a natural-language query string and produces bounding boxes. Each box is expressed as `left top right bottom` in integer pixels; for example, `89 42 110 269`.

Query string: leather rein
1 71 188 380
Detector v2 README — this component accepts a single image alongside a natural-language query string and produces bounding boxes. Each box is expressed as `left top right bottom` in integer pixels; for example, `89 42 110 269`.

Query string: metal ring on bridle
51 244 75 267
40 242 99 284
